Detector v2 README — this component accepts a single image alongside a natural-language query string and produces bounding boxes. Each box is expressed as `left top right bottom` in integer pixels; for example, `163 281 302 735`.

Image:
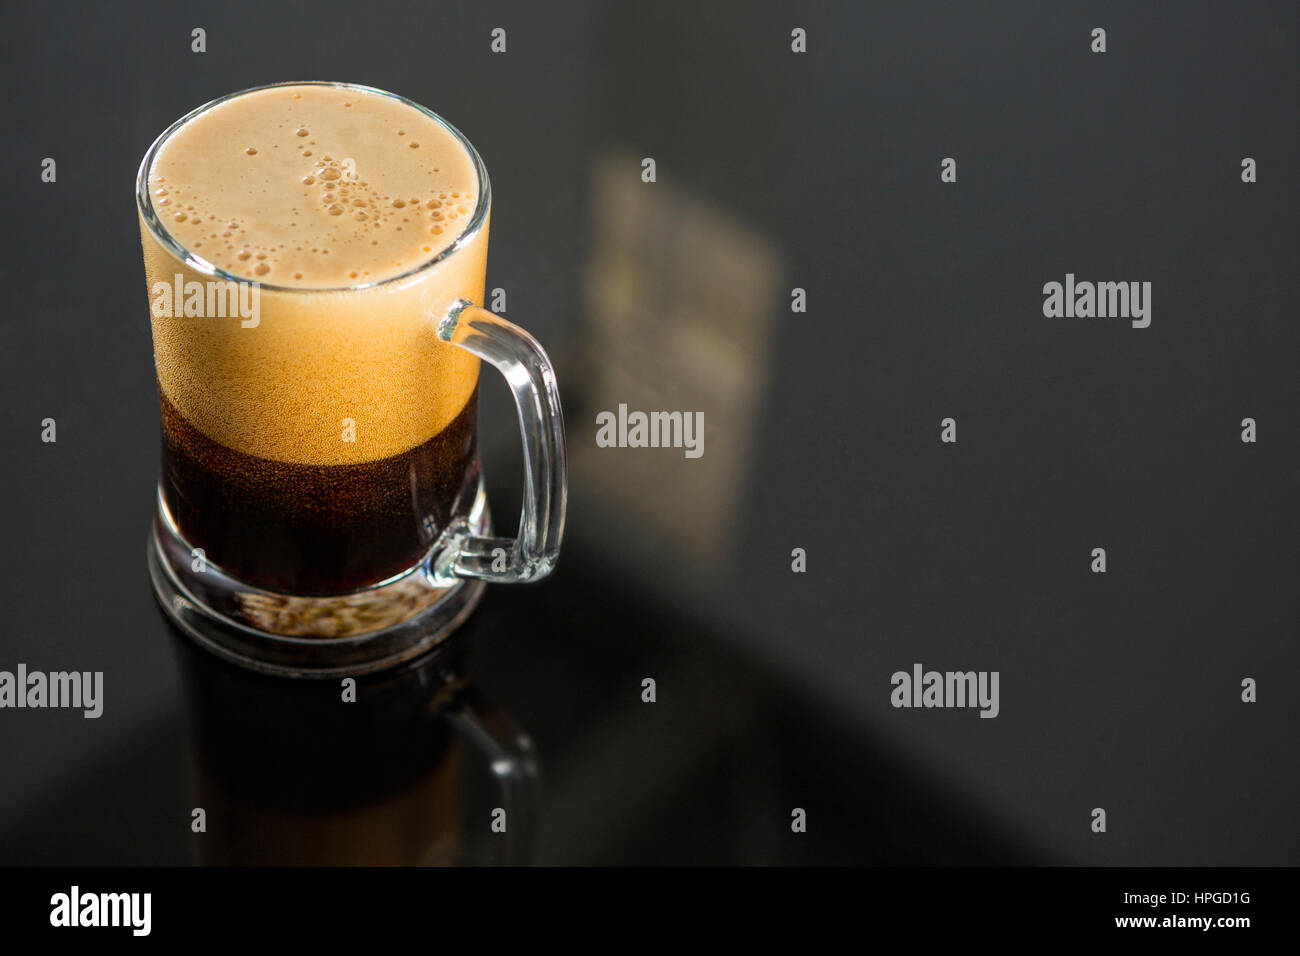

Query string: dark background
0 0 1295 864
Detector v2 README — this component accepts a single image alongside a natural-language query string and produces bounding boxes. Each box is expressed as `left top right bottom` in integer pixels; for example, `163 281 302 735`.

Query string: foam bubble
148 83 478 288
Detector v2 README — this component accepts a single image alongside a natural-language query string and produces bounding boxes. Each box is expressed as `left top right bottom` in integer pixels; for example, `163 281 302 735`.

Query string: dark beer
160 388 480 594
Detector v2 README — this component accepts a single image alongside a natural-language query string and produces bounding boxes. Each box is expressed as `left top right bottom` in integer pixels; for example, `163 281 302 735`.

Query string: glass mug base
147 481 490 679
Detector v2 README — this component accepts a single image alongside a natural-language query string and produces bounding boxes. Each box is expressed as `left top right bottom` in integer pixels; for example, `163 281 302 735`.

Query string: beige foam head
147 83 481 287
140 83 488 465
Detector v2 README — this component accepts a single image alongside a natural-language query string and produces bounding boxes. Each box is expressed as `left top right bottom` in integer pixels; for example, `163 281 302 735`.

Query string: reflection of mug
138 82 566 675
173 625 537 865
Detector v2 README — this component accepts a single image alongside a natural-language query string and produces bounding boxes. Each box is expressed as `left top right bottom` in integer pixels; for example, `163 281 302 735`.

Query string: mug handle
445 679 540 865
434 299 567 584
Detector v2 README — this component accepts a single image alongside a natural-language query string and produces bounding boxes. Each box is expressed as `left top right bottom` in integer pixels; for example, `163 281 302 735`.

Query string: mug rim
135 80 491 294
